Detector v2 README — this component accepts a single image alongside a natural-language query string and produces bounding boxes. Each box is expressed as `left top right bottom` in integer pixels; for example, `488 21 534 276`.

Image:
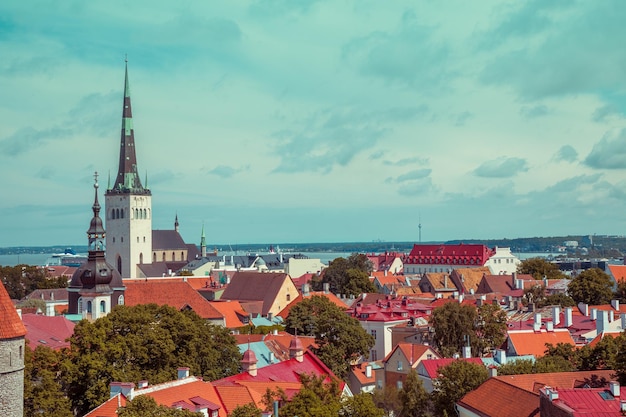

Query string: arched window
137 237 140 243
118 295 124 305
111 209 116 219
153 253 157 262
120 209 124 219
135 208 139 219
87 301 92 314
162 252 166 261
181 251 184 260
77 297 83 313
286 293 291 301
139 253 143 264
143 236 146 243
117 256 122 274
143 209 147 219
100 300 106 313
172 251 176 261
19 345 23 360
116 208 120 219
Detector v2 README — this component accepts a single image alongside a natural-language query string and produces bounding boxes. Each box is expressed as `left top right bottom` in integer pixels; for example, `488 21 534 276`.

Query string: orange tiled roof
507 329 577 357
0 281 26 339
144 379 225 417
458 377 539 417
84 393 127 417
608 264 626 283
398 343 438 366
208 300 248 328
351 361 380 385
214 385 257 414
494 370 615 393
123 280 223 320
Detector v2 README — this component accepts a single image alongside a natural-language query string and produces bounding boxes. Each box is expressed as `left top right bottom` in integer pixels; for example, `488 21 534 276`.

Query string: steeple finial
87 172 106 251
175 213 179 233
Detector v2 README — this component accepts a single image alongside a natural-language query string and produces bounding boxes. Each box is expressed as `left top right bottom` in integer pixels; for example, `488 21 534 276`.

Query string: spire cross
94 171 99 187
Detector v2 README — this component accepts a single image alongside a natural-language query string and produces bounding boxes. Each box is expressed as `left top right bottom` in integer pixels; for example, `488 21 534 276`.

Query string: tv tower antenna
418 213 422 243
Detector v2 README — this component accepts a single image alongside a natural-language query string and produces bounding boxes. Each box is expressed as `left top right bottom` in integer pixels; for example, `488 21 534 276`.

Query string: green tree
567 268 614 305
278 374 342 417
522 283 546 306
230 403 263 417
430 302 479 357
340 393 385 417
610 333 626 384
118 395 200 417
316 254 375 296
372 386 401 417
614 279 626 303
517 258 566 280
432 360 488 417
0 264 52 299
398 369 431 417
285 296 374 378
24 345 72 417
63 304 241 415
476 304 508 355
538 293 575 308
497 358 536 375
543 343 580 370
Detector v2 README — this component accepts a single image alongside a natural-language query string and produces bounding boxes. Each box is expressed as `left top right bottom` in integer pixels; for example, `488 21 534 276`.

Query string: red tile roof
84 393 127 417
406 244 495 266
208 300 248 328
458 377 540 417
22 313 75 350
420 357 484 379
123 280 223 320
0 281 26 338
141 379 226 417
507 329 576 357
544 386 626 415
494 370 615 393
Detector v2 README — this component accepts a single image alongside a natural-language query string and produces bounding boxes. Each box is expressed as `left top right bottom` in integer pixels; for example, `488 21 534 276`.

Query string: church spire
200 222 207 258
110 59 149 194
87 172 106 251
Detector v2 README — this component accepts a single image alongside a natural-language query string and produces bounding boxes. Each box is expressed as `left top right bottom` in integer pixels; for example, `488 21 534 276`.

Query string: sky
2 1 626 247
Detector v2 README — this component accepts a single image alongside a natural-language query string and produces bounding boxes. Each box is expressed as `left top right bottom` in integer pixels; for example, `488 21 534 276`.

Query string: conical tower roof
0 281 26 339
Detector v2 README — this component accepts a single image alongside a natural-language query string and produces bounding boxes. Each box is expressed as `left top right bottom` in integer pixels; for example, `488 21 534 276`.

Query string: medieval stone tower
0 280 27 417
105 61 152 279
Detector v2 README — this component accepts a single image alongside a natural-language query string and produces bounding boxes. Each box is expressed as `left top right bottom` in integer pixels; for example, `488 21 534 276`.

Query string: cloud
592 104 622 122
398 177 436 196
396 169 432 183
479 2 626 99
473 157 528 178
248 0 322 17
383 157 429 167
552 145 578 163
208 165 249 178
342 9 452 89
271 106 425 173
0 126 73 156
584 129 626 169
520 105 549 119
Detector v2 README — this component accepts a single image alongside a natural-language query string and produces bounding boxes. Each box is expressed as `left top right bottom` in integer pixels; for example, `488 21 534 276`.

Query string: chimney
177 367 190 380
302 283 310 297
515 278 523 289
597 310 609 335
137 380 148 389
612 299 620 311
511 271 517 287
611 381 620 397
495 349 507 365
610 310 615 323
534 312 542 327
591 308 598 321
489 366 498 378
546 321 554 332
269 351 275 363
365 365 372 378
110 382 134 400
462 346 471 358
323 282 329 294
579 302 589 316
545 387 559 401
551 306 561 326
458 294 464 303
564 307 573 327
622 313 626 330
533 321 541 332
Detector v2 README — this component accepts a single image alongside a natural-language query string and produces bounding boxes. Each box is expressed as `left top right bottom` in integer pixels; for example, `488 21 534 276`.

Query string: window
139 253 143 264
137 237 139 243
77 297 83 313
286 294 291 301
397 381 403 390
371 349 377 361
100 300 106 313
371 329 377 340
172 251 176 261
143 236 146 243
87 301 92 314
397 360 403 371
120 209 124 219
118 295 124 305
162 252 166 261
153 253 157 262
117 256 122 274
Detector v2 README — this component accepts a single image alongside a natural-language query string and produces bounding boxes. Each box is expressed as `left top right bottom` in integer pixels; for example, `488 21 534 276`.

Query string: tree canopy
432 360 488 417
24 345 72 417
567 268 614 305
118 396 201 417
398 369 431 417
517 258 567 280
0 264 67 299
313 254 375 296
430 302 479 357
62 304 241 415
285 295 374 378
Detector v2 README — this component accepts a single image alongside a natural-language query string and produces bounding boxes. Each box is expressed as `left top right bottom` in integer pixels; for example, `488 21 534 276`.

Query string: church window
143 208 147 219
100 300 106 313
87 301 92 314
172 251 176 261
117 256 122 274
181 251 184 260
139 253 143 264
137 237 140 243
153 253 157 262
162 252 166 261
19 345 23 360
116 208 120 219
144 237 146 243
120 209 124 219
77 297 83 313
118 295 124 305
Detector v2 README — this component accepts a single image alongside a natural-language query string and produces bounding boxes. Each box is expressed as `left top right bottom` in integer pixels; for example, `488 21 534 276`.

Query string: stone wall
0 336 25 417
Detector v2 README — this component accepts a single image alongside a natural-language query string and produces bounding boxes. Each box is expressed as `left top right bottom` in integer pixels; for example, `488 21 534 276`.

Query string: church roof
0 281 27 339
152 230 188 251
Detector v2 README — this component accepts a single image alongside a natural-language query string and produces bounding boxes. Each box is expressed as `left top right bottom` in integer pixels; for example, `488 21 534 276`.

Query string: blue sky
2 1 626 247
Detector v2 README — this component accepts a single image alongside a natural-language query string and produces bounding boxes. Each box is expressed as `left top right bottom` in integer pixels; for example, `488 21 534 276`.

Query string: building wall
360 320 406 362
266 278 298 317
285 258 324 278
0 337 25 417
483 247 520 275
106 194 152 278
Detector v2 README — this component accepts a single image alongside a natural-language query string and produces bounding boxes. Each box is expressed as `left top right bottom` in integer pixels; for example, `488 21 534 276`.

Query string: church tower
105 60 152 278
0 280 26 417
68 173 125 319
